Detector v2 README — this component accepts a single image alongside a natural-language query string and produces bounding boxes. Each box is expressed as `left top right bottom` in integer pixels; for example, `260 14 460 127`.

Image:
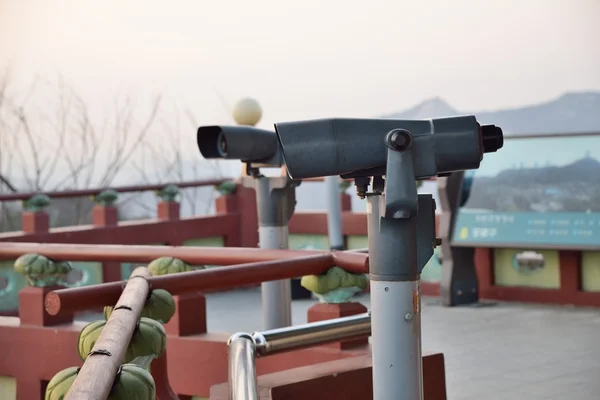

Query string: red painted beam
0 178 229 202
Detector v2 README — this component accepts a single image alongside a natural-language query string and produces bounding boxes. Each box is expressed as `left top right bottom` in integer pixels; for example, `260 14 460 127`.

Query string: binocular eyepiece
480 124 504 154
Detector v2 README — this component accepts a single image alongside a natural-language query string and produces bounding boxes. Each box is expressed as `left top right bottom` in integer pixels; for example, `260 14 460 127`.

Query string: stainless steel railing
227 312 371 400
228 333 260 400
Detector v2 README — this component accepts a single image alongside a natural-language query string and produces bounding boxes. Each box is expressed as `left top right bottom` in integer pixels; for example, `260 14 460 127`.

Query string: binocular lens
217 131 228 157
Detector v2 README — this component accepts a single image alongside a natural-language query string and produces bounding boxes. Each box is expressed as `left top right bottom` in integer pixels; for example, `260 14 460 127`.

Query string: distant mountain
464 155 600 212
382 97 458 119
384 92 600 135
492 156 600 184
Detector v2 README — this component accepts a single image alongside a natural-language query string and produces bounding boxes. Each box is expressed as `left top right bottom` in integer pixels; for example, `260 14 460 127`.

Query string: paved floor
205 288 600 400
78 288 600 399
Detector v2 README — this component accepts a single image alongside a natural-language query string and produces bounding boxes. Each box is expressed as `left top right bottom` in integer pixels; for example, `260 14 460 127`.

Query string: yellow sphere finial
232 97 262 126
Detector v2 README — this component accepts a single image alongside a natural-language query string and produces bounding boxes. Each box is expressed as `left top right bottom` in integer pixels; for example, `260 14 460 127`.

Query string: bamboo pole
65 267 151 400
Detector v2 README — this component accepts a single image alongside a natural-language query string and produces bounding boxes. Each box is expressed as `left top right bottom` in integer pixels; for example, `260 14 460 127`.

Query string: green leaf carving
156 185 180 202
23 194 51 212
94 189 119 206
215 181 237 196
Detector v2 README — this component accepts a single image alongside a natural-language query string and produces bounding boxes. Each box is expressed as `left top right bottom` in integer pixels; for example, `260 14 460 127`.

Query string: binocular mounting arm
241 173 301 228
352 129 421 220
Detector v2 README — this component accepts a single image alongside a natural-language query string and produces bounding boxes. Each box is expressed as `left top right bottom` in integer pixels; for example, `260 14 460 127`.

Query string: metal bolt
387 129 412 152
404 312 413 322
384 287 390 292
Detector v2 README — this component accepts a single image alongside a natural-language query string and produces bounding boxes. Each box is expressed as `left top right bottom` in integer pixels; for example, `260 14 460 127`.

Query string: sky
1 0 599 127
0 0 599 185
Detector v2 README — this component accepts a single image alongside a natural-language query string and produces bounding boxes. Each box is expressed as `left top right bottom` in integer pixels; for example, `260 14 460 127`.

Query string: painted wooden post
92 190 119 227
215 181 258 248
156 185 180 221
302 266 370 350
21 194 51 234
14 253 74 327
339 180 353 212
93 190 121 283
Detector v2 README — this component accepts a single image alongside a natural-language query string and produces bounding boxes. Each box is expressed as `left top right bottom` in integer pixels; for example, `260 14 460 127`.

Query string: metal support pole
325 176 345 250
251 176 298 330
367 193 436 400
273 113 502 400
258 225 291 329
228 333 259 400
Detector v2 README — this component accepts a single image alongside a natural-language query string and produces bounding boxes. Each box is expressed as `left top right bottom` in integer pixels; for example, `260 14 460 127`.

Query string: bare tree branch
0 72 224 230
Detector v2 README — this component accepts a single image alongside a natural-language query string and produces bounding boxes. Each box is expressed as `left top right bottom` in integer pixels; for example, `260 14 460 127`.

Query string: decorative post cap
147 257 197 276
13 253 72 287
109 364 156 399
45 366 81 399
23 194 51 212
339 180 352 193
93 189 119 206
78 317 167 364
156 184 180 202
104 288 176 324
215 181 237 196
301 267 369 303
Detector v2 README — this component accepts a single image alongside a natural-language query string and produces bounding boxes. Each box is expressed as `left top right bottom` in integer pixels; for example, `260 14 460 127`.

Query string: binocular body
197 114 503 180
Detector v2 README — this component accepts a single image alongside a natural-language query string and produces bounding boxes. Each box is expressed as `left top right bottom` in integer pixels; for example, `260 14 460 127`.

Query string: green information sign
453 134 600 248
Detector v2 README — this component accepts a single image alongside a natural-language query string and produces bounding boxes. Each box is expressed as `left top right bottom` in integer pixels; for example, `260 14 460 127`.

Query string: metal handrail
227 312 371 400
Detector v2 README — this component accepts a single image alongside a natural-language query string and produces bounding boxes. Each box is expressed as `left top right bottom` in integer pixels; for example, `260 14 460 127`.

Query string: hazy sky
1 0 599 129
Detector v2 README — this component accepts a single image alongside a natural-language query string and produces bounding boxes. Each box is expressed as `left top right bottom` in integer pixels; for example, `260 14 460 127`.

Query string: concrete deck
202 288 600 400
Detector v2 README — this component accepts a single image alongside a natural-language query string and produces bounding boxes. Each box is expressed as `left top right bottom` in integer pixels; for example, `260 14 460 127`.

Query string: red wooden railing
0 179 228 202
0 242 445 399
3 176 596 312
0 178 448 399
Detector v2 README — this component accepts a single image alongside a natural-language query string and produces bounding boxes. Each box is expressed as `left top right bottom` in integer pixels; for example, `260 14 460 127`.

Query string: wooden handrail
45 254 345 316
65 267 151 400
0 178 230 202
0 242 368 270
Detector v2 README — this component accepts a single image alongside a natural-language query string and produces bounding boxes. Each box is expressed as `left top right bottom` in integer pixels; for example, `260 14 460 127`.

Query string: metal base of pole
367 193 434 400
259 226 292 330
370 280 422 400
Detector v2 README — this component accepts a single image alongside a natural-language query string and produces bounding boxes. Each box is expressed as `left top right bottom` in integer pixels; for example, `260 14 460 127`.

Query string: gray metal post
251 176 297 330
366 129 437 400
273 115 503 400
368 193 436 400
325 176 345 250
